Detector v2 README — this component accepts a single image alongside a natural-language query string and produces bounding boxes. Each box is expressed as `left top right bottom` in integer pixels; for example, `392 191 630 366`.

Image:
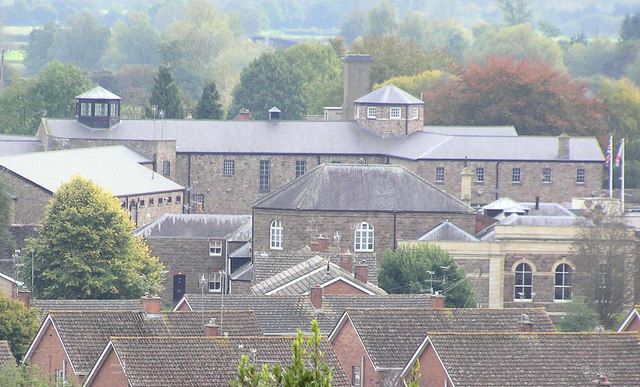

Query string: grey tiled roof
135 214 251 239
354 85 423 105
179 293 432 334
418 221 479 242
251 255 386 296
33 299 143 321
0 341 14 367
425 332 640 386
253 164 473 213
39 310 258 374
0 146 183 196
101 336 350 386
0 135 42 157
341 307 555 370
230 261 253 281
229 242 252 258
76 86 121 100
423 126 518 136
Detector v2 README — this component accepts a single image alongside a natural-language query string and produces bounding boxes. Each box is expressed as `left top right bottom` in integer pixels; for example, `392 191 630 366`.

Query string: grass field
258 28 338 41
4 49 25 62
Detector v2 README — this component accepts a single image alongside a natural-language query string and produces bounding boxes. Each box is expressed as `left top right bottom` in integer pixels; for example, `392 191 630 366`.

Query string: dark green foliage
557 300 600 332
0 294 40 361
497 0 532 26
378 245 476 308
620 13 640 41
0 363 48 387
24 22 62 74
195 82 223 119
147 65 184 119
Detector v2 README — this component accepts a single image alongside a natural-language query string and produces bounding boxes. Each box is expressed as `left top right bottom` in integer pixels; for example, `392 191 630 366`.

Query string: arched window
270 220 283 250
554 263 572 301
354 222 374 252
514 263 533 301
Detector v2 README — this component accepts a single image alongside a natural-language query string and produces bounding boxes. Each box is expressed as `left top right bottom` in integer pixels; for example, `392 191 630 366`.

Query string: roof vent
268 106 281 121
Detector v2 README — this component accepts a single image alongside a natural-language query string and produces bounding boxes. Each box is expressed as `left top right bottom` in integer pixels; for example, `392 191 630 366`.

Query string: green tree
230 52 306 120
55 11 110 70
0 363 48 387
23 177 164 300
620 13 640 42
557 299 600 332
194 81 223 119
405 359 421 387
229 320 333 386
0 294 39 361
24 22 62 74
366 1 397 38
497 0 532 26
378 245 475 308
564 39 620 79
105 12 160 68
376 70 451 99
147 65 185 119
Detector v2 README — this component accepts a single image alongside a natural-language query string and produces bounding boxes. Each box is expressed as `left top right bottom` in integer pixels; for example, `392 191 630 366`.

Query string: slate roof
177 293 432 334
418 221 479 242
0 146 183 196
0 341 14 367
32 299 143 321
423 126 518 136
0 135 42 156
88 336 350 386
335 307 554 370
354 85 423 105
135 213 251 239
253 164 473 213
251 255 386 296
76 85 121 100
230 261 254 281
229 242 252 258
26 310 258 374
420 332 640 386
42 119 604 162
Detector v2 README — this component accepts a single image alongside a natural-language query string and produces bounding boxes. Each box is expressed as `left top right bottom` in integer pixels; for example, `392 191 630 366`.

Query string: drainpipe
495 161 501 200
405 104 409 135
393 212 398 250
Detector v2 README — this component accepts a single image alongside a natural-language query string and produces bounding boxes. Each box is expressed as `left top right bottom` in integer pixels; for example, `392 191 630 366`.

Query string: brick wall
417 342 452 387
29 322 83 386
88 347 129 387
323 279 368 295
331 319 379 386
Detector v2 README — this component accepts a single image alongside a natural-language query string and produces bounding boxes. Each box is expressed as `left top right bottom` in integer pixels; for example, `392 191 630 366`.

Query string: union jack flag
605 136 613 166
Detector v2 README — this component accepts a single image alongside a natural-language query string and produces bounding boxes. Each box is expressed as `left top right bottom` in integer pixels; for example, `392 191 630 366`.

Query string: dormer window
389 107 401 119
367 107 377 119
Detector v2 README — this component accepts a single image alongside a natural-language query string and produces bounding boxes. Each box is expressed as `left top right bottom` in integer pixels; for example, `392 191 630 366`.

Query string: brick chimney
354 262 368 283
316 236 330 252
431 292 445 309
237 108 252 121
141 295 162 314
558 133 570 159
310 286 323 309
17 290 31 307
520 314 534 332
204 318 220 337
460 166 473 206
339 251 353 273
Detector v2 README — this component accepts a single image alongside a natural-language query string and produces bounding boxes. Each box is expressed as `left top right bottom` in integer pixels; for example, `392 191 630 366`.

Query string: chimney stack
310 285 323 309
520 314 534 332
204 318 220 337
354 262 368 283
339 251 353 273
141 295 162 315
316 236 330 253
558 133 570 159
342 55 373 121
431 292 445 309
237 108 252 121
17 289 31 308
460 166 473 206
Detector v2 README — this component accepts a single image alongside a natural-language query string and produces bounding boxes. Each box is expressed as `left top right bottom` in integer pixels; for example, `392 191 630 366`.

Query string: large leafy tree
147 65 184 119
23 177 164 299
0 363 48 387
497 0 532 26
425 57 607 137
0 294 40 361
105 12 160 68
378 245 475 308
620 13 640 42
194 81 223 119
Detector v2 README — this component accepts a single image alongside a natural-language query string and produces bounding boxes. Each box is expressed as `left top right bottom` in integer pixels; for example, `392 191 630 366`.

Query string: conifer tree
194 81 223 119
147 65 184 119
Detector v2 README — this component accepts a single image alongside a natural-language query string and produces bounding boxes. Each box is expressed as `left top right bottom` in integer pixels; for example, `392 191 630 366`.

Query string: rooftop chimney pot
431 293 445 309
339 251 354 273
354 262 368 283
204 317 220 337
310 285 323 309
141 295 162 315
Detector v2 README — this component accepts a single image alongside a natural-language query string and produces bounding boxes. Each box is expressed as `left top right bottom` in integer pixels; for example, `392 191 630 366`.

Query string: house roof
76 86 121 100
618 305 640 332
176 293 432 335
229 242 252 259
251 255 386 296
0 135 42 157
354 85 423 105
135 214 251 239
252 164 473 213
86 336 350 386
333 308 555 370
0 146 183 196
415 332 640 386
0 340 14 367
418 221 479 242
25 310 259 374
423 126 518 136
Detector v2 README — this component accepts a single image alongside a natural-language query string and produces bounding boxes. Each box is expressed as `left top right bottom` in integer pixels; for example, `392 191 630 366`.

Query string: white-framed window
162 161 170 177
55 369 65 385
367 106 377 119
514 263 533 301
352 366 362 386
475 167 484 183
110 102 119 117
554 263 572 301
512 168 522 183
295 160 306 178
209 240 222 257
435 167 445 183
576 168 586 184
389 107 401 119
354 222 374 252
208 273 221 293
259 160 270 192
95 103 108 117
543 168 552 183
270 220 283 250
80 102 91 116
412 106 419 119
223 159 235 176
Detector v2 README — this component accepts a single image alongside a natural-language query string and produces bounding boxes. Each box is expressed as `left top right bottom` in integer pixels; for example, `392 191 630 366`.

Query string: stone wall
120 190 184 228
354 104 423 136
0 169 52 225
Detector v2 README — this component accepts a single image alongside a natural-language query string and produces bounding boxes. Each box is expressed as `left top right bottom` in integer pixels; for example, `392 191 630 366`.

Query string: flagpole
609 135 613 198
621 138 625 212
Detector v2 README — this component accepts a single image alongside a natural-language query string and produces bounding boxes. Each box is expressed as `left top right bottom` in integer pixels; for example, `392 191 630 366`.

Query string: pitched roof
416 332 640 386
26 310 259 374
618 305 640 332
333 308 554 370
135 214 251 239
0 341 14 367
0 146 183 196
76 86 121 100
423 126 518 136
32 298 143 321
251 255 386 296
229 242 252 259
86 336 350 386
252 164 473 213
176 293 432 334
0 135 42 157
354 85 423 105
418 221 479 242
